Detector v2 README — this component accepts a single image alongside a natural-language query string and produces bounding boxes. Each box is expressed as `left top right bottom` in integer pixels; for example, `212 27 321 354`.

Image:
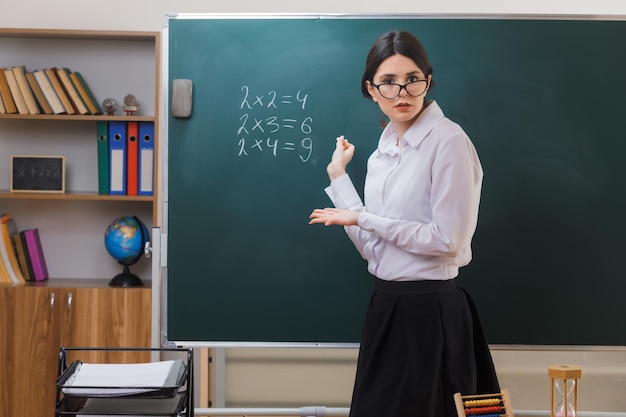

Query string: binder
108 121 127 195
96 121 109 195
138 122 154 196
23 228 48 281
126 121 139 195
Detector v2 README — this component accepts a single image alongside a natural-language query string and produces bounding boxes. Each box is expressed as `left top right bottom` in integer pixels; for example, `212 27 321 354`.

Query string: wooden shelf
0 28 158 41
0 191 155 202
0 114 154 121
0 278 152 288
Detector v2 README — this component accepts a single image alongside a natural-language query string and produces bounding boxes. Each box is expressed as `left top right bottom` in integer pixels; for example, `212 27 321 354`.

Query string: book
12 65 40 114
44 67 75 114
0 68 17 114
23 228 48 281
70 71 102 115
18 231 35 280
56 67 89 115
0 213 25 283
0 221 12 284
12 233 32 281
0 245 11 284
25 71 53 114
126 121 139 195
33 70 65 114
4 68 29 114
0 90 5 113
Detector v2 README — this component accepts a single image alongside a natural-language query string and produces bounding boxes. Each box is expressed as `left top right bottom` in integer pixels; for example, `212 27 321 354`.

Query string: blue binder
108 121 127 195
138 122 154 196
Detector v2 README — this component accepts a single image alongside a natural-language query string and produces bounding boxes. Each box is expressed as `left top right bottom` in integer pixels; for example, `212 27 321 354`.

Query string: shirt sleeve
358 133 482 258
324 174 373 259
324 173 363 211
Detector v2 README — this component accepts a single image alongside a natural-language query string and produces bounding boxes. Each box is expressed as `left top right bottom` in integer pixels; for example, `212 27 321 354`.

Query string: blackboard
11 155 65 193
165 15 626 346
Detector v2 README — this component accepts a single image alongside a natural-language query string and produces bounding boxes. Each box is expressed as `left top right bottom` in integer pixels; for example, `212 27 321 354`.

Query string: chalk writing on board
237 85 314 162
14 165 62 179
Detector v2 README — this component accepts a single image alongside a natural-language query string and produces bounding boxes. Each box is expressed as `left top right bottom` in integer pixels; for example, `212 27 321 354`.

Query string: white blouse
325 101 483 281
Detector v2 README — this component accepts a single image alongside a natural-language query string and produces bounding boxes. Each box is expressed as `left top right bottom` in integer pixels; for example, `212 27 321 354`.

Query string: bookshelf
0 28 160 279
0 28 160 417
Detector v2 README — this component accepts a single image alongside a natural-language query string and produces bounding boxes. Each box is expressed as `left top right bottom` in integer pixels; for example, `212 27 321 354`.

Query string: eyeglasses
370 80 428 99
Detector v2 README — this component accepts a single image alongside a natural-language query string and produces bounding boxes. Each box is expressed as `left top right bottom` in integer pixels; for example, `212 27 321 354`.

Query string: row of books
0 65 102 115
98 121 155 196
0 213 49 284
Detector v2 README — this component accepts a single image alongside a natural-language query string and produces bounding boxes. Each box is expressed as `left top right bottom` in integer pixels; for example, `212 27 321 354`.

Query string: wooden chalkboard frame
11 155 66 194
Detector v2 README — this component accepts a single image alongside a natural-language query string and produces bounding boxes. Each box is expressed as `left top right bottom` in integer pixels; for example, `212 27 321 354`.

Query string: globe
104 216 150 287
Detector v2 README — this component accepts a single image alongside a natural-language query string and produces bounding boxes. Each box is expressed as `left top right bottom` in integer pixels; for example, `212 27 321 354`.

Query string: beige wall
4 1 626 415
2 0 626 32
216 347 626 414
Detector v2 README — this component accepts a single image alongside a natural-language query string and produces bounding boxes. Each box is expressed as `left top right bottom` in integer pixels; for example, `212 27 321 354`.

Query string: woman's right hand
327 135 355 181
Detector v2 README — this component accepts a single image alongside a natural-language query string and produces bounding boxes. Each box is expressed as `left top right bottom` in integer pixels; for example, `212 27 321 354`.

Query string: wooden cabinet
0 285 60 416
0 280 151 417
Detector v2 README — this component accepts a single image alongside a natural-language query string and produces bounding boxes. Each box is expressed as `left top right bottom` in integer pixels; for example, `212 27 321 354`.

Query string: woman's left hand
309 208 359 226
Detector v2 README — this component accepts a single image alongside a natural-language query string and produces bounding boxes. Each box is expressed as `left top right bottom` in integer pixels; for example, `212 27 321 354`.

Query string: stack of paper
61 360 184 397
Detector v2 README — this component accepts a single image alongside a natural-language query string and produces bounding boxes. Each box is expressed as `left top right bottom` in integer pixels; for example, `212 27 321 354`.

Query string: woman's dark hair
361 31 434 100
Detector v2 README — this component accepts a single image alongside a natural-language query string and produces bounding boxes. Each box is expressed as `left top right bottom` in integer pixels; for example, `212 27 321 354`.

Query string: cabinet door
0 285 62 417
63 286 151 364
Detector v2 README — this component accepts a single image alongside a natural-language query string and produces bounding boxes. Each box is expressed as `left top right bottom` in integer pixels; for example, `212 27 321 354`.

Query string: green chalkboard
165 15 626 346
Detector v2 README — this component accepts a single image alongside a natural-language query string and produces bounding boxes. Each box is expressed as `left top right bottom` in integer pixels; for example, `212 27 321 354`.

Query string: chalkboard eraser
172 79 193 118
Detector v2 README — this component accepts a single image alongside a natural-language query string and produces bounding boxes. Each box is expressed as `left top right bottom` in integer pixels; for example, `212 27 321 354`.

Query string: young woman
309 31 500 417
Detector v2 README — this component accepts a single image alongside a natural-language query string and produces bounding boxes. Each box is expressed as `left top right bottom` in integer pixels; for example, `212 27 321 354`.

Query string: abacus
454 389 514 417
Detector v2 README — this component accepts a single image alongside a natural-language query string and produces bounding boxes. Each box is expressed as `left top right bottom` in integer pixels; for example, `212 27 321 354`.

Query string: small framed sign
11 155 66 194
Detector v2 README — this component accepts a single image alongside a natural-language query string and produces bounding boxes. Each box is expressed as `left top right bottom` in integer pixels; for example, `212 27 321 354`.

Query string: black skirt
349 277 500 417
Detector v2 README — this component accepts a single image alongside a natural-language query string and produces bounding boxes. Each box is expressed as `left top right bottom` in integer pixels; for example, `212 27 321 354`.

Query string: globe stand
105 215 149 288
109 264 144 287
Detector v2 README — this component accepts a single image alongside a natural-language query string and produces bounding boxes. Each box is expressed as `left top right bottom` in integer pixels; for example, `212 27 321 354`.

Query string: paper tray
57 359 187 398
55 394 187 416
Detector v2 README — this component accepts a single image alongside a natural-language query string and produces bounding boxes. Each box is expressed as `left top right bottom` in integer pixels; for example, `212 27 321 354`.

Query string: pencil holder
548 364 582 417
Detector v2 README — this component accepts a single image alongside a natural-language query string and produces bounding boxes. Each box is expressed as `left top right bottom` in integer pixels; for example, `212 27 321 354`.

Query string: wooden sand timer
548 365 582 417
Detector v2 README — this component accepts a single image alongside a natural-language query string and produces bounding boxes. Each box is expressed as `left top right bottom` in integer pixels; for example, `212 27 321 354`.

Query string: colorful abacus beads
464 398 502 407
465 405 503 415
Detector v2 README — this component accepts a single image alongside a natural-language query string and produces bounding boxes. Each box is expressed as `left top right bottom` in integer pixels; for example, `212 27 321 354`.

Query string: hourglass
549 365 582 417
